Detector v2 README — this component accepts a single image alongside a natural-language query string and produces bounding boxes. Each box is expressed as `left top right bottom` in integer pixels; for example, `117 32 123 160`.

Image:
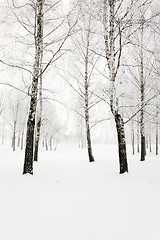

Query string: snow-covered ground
0 144 160 240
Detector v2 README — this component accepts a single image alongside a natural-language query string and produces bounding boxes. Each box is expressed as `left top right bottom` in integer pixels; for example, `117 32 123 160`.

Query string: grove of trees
0 0 159 174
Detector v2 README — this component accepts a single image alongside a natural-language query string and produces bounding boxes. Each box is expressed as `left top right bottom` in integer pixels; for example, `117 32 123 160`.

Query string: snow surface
0 144 160 240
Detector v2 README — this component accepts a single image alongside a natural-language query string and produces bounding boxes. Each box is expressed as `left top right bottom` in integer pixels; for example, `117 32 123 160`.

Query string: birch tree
3 0 77 174
64 0 104 162
73 2 98 162
102 0 132 173
22 0 44 174
22 0 75 174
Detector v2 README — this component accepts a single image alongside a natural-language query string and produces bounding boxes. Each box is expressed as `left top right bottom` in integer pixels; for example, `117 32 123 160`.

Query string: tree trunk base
115 113 128 174
33 143 39 162
88 148 95 162
89 155 95 162
23 161 33 175
140 135 145 161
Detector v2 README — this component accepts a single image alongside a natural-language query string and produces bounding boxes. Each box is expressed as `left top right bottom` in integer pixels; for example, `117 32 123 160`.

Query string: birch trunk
156 114 158 155
45 137 48 151
12 121 16 151
34 116 42 161
23 0 43 174
132 128 135 155
12 100 19 151
34 33 43 161
42 136 45 147
156 133 158 155
137 122 140 153
103 0 128 173
146 135 148 148
17 131 21 148
140 17 145 161
84 24 95 163
115 113 128 174
21 130 24 150
149 135 152 153
80 118 85 148
50 136 52 151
